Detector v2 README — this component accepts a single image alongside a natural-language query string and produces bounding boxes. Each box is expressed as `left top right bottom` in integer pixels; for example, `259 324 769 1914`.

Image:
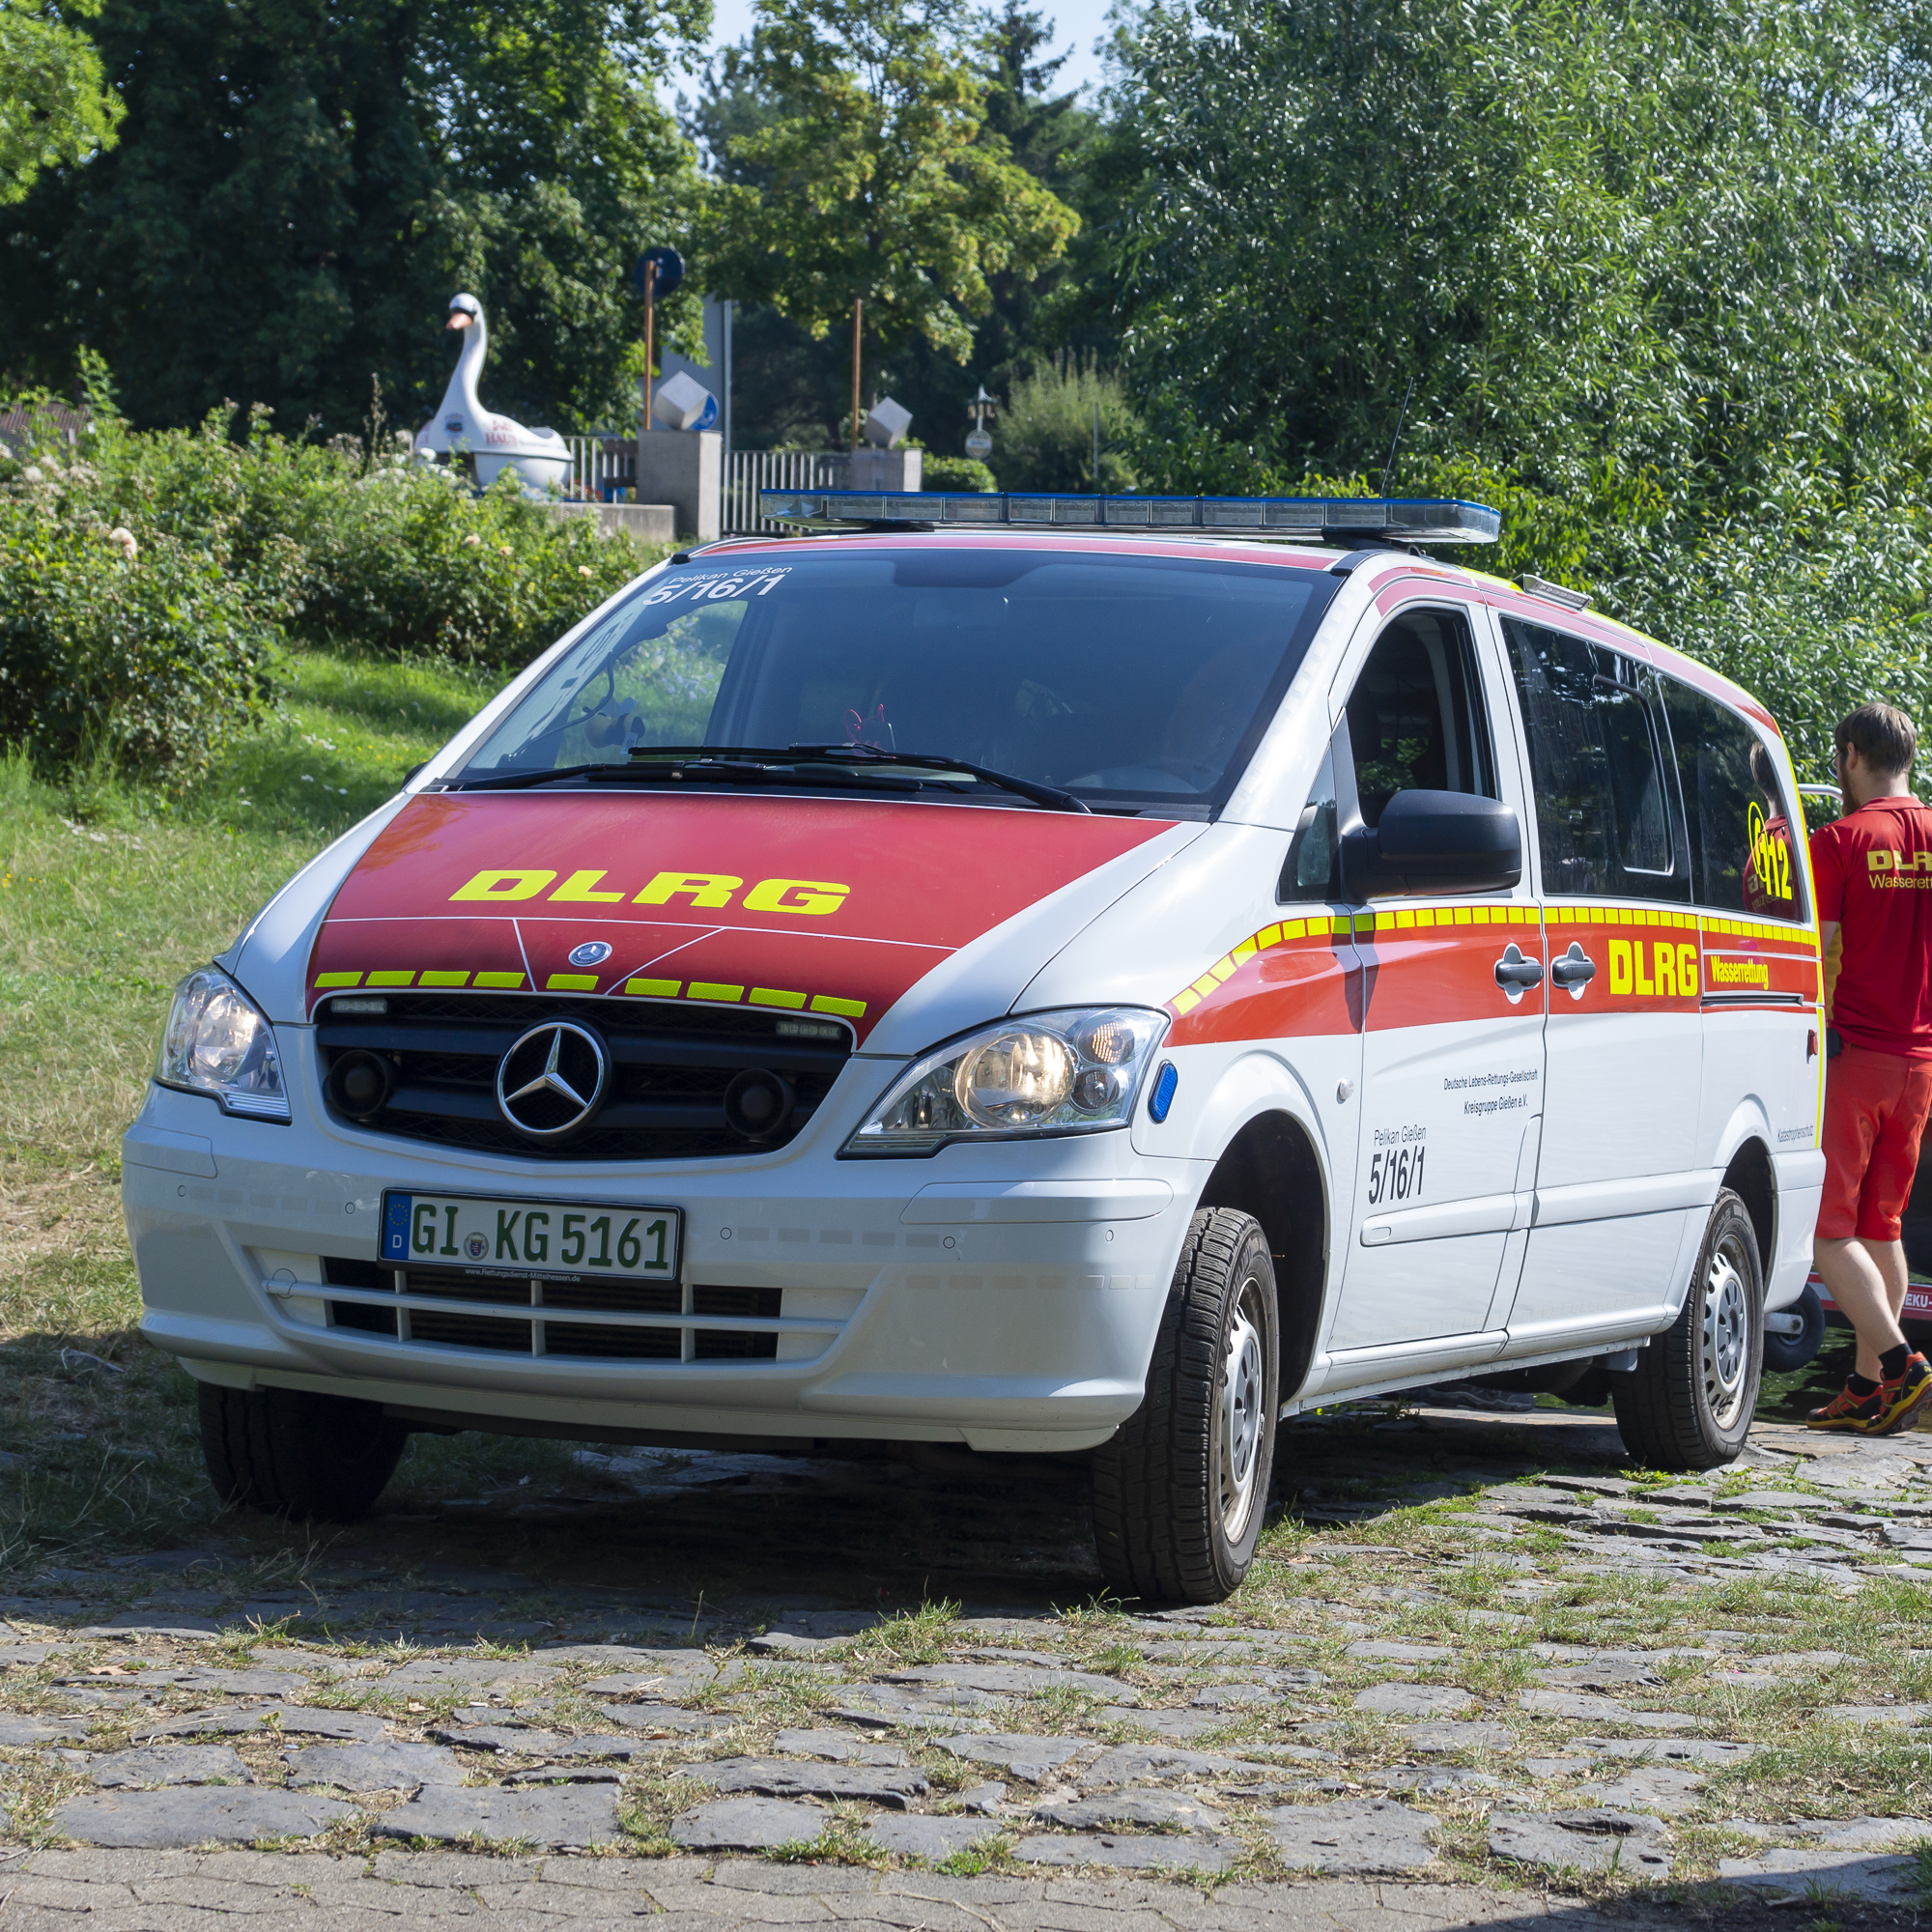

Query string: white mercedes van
125 492 1824 1603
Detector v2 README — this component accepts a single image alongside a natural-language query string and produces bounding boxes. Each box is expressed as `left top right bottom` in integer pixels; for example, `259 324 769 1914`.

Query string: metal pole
724 298 733 456
851 298 862 451
1093 401 1100 492
643 260 657 433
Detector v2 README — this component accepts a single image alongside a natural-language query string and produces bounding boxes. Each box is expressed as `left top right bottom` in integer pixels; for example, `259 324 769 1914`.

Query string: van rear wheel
198 1383 409 1521
1611 1187 1763 1470
1092 1208 1278 1605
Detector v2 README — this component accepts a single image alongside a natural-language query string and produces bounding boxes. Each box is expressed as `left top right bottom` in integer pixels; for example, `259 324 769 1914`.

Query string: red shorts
1819 1045 1932 1242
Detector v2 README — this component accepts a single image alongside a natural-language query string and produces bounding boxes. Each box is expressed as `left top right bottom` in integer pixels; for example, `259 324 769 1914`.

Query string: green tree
697 0 1080 369
1090 0 1932 777
876 3 1112 450
0 0 121 204
1099 0 1932 511
0 0 708 433
690 1 1098 450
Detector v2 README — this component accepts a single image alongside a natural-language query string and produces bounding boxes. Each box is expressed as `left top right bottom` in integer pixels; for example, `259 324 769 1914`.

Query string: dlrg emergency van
126 492 1825 1604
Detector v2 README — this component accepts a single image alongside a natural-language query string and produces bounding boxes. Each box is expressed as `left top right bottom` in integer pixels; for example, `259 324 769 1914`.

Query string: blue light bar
756 490 1501 544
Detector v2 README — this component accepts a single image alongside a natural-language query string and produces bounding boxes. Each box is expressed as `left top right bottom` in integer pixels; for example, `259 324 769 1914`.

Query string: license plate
380 1191 680 1279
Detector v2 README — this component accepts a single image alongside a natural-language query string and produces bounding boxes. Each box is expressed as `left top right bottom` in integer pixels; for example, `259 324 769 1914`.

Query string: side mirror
1342 789 1522 897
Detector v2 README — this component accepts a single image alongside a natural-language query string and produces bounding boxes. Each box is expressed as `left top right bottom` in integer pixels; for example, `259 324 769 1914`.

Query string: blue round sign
633 247 685 302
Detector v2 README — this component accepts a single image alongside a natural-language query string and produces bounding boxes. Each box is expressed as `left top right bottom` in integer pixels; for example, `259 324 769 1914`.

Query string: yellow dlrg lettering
1680 943 1699 996
449 868 557 902
1635 942 1656 997
1654 942 1677 998
742 877 851 917
635 871 742 909
1870 849 1897 871
1608 938 1634 996
550 868 626 902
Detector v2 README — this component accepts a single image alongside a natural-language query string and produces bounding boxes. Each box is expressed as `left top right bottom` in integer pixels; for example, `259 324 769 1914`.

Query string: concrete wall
636 431 722 543
844 449 923 492
548 501 676 546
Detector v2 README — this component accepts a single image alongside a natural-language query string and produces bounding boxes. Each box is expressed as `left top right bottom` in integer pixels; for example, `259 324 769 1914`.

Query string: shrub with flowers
0 437 278 787
0 362 668 786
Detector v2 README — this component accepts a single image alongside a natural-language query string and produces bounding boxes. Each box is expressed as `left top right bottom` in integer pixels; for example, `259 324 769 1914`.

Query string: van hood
303 790 1178 1045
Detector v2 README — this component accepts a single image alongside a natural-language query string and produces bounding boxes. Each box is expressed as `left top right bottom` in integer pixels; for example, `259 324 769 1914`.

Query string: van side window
1659 675 1805 921
1504 616 1687 901
1279 740 1341 901
1343 609 1496 829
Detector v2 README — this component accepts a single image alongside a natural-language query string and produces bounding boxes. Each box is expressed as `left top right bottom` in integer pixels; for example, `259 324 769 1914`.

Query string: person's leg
1813 1048 1893 1384
1861 1234 1911 1353
1815 1236 1907 1381
1847 1059 1932 1431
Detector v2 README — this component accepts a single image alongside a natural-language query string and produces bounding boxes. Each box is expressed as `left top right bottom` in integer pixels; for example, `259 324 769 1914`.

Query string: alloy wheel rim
1218 1277 1266 1542
1701 1237 1752 1429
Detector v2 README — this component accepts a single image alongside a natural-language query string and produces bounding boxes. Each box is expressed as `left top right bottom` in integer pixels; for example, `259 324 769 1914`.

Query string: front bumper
123 1046 1200 1453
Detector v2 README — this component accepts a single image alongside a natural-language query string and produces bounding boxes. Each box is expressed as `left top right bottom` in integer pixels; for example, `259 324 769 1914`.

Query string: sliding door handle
1550 942 1597 993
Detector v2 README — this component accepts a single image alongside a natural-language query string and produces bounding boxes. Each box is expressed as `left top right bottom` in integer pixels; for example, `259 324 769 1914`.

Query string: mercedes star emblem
496 1020 611 1140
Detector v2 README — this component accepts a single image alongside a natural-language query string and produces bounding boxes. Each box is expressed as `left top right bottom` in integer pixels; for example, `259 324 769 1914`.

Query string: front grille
319 1258 786 1361
323 1255 397 1336
694 1286 782 1359
315 992 850 1161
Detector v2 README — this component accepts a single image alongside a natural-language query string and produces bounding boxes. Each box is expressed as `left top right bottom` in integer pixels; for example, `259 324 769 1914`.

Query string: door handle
1493 943 1544 992
1550 942 1597 994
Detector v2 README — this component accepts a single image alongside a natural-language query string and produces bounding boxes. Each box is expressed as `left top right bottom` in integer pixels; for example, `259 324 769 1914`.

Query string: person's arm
1821 919 1842 1021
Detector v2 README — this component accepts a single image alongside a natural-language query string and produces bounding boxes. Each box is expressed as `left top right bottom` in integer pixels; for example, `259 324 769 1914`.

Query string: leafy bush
74 390 662 668
0 435 277 787
294 464 655 667
993 358 1141 493
0 368 671 786
922 455 996 492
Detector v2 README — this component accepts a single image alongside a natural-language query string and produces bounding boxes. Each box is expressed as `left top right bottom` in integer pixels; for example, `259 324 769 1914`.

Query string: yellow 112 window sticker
1747 800 1794 906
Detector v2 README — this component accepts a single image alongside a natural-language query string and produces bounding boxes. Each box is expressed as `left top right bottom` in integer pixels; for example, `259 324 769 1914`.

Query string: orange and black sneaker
1871 1352 1932 1435
1807 1380 1885 1433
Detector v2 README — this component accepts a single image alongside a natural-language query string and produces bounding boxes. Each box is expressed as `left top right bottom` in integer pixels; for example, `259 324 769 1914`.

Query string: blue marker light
1148 1062 1179 1123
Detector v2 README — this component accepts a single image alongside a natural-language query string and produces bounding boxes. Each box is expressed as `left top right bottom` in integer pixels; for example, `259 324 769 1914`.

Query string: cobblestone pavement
3 1398 1931 1928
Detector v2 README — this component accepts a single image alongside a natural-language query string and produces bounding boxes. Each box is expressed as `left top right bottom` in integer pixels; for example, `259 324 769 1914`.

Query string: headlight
156 968 290 1121
843 1008 1167 1156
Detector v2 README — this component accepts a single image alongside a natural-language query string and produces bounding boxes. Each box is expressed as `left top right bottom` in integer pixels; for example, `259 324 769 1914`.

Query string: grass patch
0 647 497 1565
837 1600 961 1673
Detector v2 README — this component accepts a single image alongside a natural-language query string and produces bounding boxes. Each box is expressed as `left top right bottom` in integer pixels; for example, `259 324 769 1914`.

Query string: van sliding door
1499 618 1701 1345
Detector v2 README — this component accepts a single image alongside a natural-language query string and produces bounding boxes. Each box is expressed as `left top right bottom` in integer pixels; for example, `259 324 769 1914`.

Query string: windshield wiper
602 751 923 793
782 744 1092 813
456 762 619 792
458 746 1088 812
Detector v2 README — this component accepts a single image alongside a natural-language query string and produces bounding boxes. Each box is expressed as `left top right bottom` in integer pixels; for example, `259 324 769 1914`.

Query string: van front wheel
198 1383 409 1521
1092 1208 1279 1605
1611 1187 1764 1470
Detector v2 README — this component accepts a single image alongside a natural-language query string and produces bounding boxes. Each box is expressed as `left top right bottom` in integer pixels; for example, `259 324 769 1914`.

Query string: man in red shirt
1809 702 1932 1433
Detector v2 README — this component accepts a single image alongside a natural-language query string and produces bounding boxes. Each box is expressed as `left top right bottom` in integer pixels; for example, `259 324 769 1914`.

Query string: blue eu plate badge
382 1194 413 1263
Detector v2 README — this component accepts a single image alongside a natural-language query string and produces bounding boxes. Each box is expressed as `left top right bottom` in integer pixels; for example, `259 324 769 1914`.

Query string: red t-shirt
1811 796 1932 1059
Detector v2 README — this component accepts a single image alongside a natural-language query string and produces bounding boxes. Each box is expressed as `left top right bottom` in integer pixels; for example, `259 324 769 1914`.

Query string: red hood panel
307 792 1172 1040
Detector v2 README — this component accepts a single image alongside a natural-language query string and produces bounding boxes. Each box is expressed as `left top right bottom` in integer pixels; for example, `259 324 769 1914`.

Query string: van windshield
452 546 1336 812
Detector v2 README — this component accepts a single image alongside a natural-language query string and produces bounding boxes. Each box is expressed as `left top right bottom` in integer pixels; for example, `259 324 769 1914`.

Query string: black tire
1612 1187 1763 1470
1761 1282 1826 1374
198 1383 409 1521
1092 1208 1279 1605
